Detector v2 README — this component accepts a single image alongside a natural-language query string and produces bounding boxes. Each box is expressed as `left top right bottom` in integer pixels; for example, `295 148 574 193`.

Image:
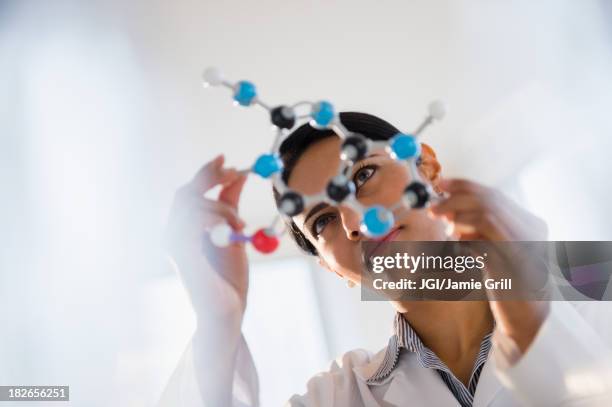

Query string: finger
438 178 486 195
452 212 481 235
190 154 240 194
201 215 244 234
199 199 246 231
219 173 248 209
458 232 485 241
429 193 484 216
174 195 246 232
181 196 246 231
452 211 507 241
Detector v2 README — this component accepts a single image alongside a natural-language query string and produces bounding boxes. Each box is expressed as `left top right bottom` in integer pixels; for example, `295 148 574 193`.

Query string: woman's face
289 136 449 285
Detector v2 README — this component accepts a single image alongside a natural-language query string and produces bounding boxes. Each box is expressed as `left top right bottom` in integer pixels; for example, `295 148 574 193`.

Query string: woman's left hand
428 178 550 354
428 178 547 241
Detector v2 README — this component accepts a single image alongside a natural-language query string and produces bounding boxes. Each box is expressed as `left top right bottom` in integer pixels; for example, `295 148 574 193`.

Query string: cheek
317 239 364 281
357 163 410 206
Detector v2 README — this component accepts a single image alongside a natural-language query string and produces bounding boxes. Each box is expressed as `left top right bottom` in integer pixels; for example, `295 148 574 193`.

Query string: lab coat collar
472 350 504 406
352 346 389 384
354 349 504 406
352 312 504 406
354 350 469 406
364 313 494 386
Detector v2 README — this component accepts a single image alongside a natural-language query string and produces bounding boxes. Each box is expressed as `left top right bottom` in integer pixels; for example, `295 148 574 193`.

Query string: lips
365 226 403 258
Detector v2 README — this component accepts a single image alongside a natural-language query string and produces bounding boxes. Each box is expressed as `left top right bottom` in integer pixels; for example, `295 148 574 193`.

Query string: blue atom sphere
390 133 420 160
252 153 283 178
311 101 335 127
233 81 257 106
360 205 394 237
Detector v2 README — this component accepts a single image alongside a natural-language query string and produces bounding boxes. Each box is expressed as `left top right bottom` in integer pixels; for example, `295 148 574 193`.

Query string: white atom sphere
203 67 223 87
404 190 418 207
210 223 232 247
281 106 295 119
341 144 358 161
332 174 349 185
280 199 296 215
429 100 446 120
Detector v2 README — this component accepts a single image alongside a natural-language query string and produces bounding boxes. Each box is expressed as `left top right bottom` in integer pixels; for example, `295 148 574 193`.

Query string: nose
339 205 362 241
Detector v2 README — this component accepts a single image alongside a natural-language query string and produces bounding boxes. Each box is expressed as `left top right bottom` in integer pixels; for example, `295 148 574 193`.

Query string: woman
160 113 612 406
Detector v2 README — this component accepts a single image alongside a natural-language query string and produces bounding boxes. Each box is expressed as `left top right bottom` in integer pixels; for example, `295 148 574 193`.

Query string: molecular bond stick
202 67 446 254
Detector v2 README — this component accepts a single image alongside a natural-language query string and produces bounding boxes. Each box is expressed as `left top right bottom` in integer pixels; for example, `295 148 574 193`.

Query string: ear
317 256 343 279
418 143 443 194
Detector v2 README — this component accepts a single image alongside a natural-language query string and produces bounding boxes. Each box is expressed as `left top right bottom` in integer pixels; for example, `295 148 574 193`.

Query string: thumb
437 178 453 192
218 173 248 209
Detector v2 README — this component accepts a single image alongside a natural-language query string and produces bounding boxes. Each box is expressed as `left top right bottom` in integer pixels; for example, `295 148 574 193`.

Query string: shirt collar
366 312 494 385
366 313 411 384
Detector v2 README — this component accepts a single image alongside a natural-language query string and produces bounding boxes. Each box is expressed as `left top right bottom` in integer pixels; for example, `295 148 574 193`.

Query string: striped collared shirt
367 313 493 407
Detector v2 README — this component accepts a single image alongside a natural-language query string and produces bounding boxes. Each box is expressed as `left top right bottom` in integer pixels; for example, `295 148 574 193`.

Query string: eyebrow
303 202 331 228
300 154 386 228
346 152 384 171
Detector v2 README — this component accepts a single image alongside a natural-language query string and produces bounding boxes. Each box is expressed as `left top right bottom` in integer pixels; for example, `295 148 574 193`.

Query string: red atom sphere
251 228 279 254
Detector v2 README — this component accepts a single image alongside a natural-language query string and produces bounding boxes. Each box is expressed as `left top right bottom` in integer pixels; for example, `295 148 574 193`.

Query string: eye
353 165 377 189
311 213 337 238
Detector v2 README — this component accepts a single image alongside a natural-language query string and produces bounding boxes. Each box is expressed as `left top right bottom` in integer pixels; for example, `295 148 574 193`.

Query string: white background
1 1 611 406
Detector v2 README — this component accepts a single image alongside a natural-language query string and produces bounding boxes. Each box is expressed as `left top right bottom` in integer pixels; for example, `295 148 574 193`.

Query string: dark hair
273 112 402 256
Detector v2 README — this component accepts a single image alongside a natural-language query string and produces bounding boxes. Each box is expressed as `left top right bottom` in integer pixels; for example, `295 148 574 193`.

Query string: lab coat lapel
380 354 462 406
355 350 462 406
472 353 504 407
353 341 505 406
353 348 387 407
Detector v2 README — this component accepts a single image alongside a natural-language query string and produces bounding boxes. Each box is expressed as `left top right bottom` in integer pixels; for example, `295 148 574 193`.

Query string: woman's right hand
164 154 250 318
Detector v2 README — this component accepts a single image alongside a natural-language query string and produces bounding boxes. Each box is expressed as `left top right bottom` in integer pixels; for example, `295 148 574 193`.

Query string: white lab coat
158 266 612 407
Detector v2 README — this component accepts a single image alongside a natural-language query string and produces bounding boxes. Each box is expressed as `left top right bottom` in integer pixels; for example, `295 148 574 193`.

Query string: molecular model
202 67 446 254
